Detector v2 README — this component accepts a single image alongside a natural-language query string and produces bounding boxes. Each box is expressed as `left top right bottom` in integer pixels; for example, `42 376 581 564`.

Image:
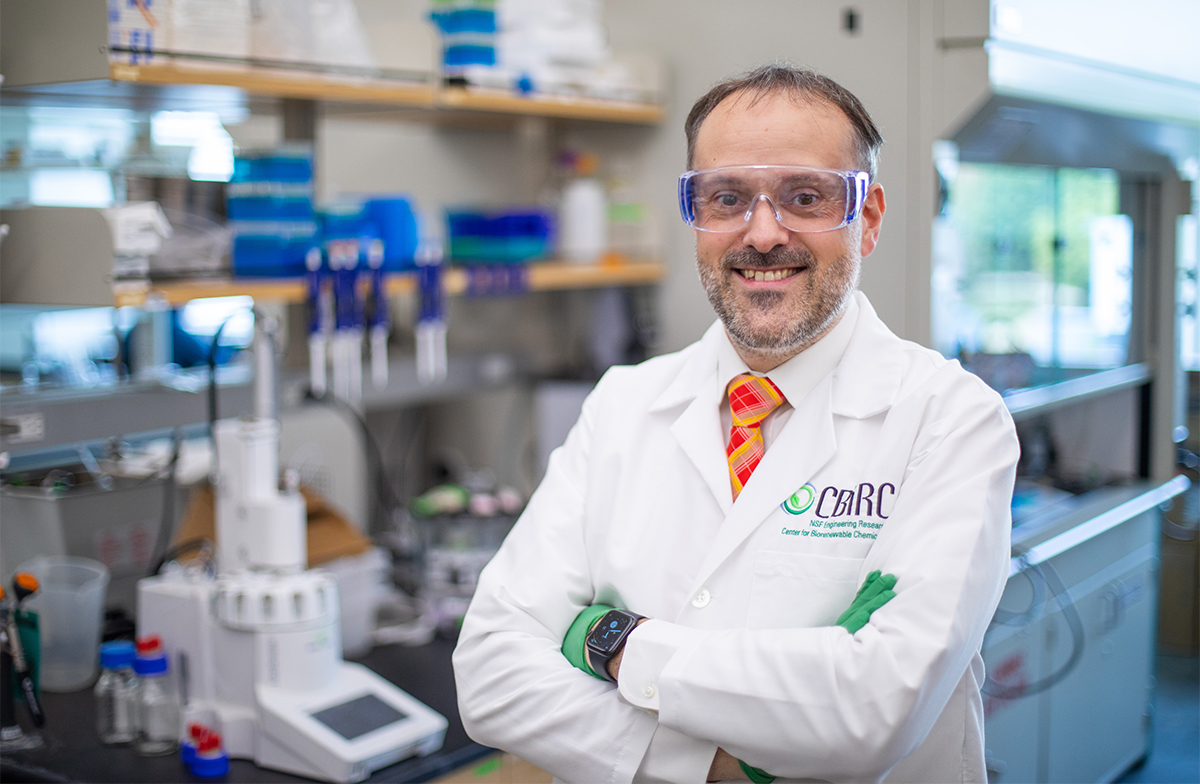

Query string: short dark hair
684 64 884 179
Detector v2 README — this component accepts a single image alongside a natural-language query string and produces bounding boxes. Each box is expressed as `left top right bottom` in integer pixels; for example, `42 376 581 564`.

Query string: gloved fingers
838 590 896 634
835 604 855 627
838 572 884 625
838 608 870 634
862 588 896 616
853 570 882 601
855 572 896 606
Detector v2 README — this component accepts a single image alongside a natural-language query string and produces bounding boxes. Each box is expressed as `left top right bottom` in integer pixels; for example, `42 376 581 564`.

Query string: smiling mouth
737 267 802 282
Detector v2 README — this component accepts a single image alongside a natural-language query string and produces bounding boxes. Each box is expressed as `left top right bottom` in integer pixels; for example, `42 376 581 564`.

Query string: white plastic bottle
133 636 181 756
94 640 139 745
559 152 608 264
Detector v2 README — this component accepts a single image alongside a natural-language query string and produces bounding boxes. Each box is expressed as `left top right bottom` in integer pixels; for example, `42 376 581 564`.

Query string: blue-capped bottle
95 640 139 745
134 635 181 756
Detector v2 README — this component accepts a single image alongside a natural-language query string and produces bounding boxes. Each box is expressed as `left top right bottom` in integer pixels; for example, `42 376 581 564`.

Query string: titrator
137 314 446 783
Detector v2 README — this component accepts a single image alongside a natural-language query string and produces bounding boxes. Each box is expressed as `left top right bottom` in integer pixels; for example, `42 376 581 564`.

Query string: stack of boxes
227 149 317 277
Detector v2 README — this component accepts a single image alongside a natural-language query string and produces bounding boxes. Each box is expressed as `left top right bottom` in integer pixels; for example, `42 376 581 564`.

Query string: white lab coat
453 292 1019 783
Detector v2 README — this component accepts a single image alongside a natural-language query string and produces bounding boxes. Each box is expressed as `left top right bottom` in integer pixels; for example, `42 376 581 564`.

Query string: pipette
415 226 447 385
331 239 361 402
367 239 390 389
305 247 329 398
347 243 365 404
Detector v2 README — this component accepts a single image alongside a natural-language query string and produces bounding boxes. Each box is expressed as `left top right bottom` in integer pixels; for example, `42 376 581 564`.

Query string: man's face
691 91 885 369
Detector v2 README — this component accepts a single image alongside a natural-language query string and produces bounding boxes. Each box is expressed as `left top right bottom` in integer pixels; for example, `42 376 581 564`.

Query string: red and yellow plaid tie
726 374 786 500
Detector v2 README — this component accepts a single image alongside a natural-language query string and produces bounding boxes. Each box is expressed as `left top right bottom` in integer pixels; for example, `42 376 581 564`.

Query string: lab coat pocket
746 550 862 629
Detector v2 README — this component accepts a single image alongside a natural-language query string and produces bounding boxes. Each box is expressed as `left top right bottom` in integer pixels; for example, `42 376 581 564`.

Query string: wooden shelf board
100 63 663 123
122 277 306 307
124 261 664 306
436 87 665 125
108 62 438 106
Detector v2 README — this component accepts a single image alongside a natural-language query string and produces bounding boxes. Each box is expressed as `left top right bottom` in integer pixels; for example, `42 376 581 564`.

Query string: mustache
722 246 815 270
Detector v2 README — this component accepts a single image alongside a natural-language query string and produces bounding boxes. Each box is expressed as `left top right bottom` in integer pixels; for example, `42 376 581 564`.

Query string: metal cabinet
983 480 1185 783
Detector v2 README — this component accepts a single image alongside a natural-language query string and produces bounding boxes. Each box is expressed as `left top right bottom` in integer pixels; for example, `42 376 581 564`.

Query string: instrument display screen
311 694 409 741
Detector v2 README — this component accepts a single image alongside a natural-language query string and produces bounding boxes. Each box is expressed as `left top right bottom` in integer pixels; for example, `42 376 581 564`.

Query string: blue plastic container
442 43 496 68
430 7 496 35
231 223 319 277
320 203 366 241
446 208 554 263
363 197 418 270
226 195 314 221
231 151 313 184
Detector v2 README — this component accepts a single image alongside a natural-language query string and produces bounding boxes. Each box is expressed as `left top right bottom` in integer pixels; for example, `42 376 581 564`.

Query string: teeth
740 268 797 281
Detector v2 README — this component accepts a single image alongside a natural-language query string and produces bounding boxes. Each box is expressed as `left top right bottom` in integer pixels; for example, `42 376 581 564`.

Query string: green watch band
562 604 613 680
738 759 776 783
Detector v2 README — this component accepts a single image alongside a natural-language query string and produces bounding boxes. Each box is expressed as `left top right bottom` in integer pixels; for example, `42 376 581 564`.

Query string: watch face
587 612 636 655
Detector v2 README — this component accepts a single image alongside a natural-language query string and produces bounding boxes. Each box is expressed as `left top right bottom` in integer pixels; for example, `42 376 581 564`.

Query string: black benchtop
0 636 493 784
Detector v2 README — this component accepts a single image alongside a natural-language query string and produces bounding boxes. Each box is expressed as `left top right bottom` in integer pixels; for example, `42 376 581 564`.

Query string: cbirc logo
781 481 896 519
781 484 816 515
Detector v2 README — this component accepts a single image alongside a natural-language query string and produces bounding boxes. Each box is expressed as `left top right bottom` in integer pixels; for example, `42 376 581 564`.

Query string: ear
858 183 886 257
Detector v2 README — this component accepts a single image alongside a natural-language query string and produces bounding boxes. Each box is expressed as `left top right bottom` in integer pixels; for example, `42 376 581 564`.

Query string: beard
698 244 859 359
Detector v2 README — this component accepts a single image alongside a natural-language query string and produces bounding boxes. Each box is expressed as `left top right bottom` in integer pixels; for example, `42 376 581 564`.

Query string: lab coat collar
648 321 728 415
828 292 903 420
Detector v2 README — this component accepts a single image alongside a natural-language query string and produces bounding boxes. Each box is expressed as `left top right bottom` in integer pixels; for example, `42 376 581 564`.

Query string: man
453 64 1018 783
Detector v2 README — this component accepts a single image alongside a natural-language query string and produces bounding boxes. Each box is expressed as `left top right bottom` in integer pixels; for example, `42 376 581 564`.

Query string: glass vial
133 636 181 756
95 641 139 745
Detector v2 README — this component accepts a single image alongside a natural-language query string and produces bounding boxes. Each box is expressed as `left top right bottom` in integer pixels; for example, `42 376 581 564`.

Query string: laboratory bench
0 635 493 784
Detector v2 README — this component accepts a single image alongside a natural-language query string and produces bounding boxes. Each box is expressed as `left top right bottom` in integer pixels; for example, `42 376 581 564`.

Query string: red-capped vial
135 635 163 655
190 731 230 778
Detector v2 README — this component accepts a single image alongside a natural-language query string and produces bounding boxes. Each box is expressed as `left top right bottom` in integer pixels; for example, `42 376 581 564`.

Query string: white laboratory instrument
138 318 446 783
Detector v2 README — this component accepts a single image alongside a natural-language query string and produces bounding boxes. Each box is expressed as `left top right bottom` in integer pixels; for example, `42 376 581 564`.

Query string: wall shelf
1 61 664 125
114 260 665 307
108 62 439 108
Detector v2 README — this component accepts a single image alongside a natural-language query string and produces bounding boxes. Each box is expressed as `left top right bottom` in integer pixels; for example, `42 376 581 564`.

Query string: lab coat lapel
688 377 837 592
668 384 732 517
651 323 733 516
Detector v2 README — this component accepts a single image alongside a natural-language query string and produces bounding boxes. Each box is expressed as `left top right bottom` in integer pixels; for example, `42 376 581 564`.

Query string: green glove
562 604 612 679
738 759 776 783
836 570 897 633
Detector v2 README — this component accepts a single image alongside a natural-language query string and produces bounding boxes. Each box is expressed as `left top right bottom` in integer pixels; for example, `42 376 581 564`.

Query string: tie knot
727 374 785 427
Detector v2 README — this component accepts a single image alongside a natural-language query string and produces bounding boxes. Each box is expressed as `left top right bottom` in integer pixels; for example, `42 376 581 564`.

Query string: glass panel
932 162 1130 392
0 105 237 209
1180 214 1199 373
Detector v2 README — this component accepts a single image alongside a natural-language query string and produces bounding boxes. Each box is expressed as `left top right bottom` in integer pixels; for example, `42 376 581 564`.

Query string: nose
741 195 790 253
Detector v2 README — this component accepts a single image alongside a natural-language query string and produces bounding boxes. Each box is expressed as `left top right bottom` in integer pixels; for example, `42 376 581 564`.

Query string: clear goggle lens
678 165 870 234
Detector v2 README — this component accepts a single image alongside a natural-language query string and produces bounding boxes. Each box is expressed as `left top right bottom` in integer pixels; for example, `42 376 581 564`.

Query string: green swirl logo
782 484 816 515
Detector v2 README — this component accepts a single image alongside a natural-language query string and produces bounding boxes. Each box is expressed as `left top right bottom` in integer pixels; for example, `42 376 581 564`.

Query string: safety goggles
678 165 871 234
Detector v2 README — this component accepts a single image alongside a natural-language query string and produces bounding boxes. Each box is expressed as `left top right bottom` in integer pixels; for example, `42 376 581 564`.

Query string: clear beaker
16 555 110 692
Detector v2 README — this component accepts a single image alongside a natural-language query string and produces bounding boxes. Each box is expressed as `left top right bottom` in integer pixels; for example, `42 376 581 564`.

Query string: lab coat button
692 588 711 608
643 683 656 698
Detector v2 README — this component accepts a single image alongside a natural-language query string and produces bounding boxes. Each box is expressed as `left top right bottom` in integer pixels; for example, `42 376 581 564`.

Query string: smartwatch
584 608 646 683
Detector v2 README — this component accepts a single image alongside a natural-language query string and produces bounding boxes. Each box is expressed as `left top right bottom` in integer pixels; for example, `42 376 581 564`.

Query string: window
932 163 1131 391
